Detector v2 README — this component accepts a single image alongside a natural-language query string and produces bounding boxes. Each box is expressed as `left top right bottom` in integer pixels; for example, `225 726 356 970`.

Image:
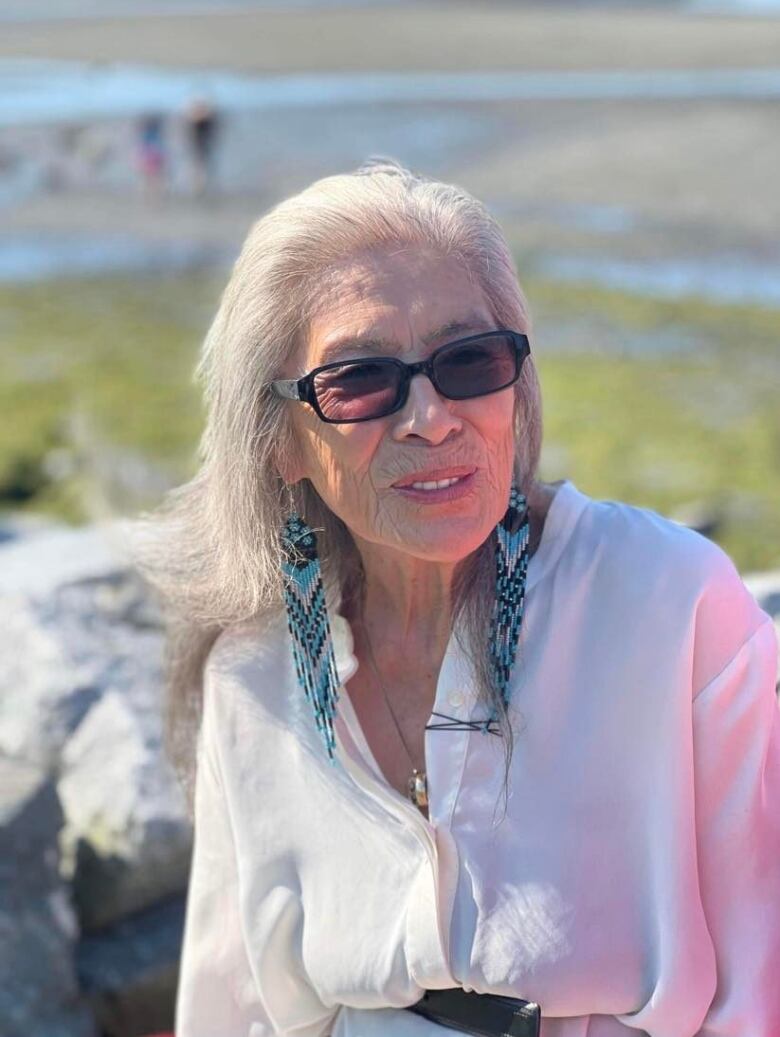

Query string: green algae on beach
1 271 778 572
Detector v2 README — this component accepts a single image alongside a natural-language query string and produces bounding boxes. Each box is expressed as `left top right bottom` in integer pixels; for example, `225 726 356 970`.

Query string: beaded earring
489 483 531 714
281 513 341 760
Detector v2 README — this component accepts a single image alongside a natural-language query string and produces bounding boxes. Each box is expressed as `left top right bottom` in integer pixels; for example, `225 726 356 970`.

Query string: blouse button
449 689 464 708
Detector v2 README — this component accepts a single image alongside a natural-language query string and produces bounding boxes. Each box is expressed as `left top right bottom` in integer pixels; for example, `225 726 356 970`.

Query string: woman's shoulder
544 478 721 581
207 609 287 669
203 609 291 716
574 486 739 588
570 486 770 687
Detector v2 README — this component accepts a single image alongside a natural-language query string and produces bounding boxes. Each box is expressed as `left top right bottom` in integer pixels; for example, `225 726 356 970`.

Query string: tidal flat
2 269 777 572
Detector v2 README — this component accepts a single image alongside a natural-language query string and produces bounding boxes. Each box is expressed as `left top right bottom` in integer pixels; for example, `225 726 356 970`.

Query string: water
0 235 231 282
539 253 780 310
3 61 780 126
489 201 639 236
5 232 777 311
689 0 780 11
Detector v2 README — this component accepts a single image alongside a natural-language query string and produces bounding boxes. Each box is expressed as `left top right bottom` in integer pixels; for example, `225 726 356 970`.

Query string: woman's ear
273 434 306 486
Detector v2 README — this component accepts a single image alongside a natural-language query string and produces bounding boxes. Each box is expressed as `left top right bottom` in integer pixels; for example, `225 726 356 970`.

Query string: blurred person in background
136 112 167 201
185 97 220 200
133 160 780 1037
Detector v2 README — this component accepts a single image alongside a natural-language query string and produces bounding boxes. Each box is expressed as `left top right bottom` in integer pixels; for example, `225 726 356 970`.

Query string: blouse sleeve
175 646 341 1037
692 616 780 1035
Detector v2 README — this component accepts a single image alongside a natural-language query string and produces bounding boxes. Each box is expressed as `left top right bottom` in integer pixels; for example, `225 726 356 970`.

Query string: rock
0 511 58 546
0 521 192 928
0 753 97 1037
0 524 160 770
60 690 192 931
742 569 780 622
0 521 124 598
0 519 193 1035
77 895 185 1037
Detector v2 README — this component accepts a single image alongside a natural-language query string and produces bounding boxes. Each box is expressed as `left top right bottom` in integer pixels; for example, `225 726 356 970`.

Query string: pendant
407 768 428 809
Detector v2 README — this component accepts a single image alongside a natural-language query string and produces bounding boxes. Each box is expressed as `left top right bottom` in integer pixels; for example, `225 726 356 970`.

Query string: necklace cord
360 621 430 809
360 620 421 774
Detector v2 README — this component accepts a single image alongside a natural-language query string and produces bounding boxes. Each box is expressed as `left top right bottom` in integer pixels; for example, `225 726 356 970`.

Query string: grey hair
131 158 543 819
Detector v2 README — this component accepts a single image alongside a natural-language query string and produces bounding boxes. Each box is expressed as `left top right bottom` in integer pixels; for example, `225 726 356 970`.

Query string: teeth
409 476 462 490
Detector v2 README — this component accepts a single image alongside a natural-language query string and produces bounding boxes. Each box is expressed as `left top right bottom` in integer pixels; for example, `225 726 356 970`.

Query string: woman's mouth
392 469 477 503
409 475 463 491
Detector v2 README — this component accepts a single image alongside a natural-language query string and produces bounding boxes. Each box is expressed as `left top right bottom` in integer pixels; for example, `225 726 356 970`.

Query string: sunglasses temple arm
271 379 303 401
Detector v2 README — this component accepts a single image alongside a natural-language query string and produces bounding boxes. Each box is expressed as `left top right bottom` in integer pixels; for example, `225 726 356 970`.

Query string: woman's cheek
313 443 377 525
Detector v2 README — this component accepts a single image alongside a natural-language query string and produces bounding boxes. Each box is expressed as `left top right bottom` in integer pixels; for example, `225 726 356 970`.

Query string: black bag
406 988 541 1037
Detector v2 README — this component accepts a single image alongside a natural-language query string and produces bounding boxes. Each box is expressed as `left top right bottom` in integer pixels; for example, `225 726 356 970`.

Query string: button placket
331 609 468 985
334 705 457 988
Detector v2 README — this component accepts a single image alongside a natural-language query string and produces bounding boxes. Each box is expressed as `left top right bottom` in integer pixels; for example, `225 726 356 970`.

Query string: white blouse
175 480 780 1037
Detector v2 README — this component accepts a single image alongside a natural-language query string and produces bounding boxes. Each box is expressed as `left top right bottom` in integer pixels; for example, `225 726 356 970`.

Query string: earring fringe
281 515 341 760
489 483 531 714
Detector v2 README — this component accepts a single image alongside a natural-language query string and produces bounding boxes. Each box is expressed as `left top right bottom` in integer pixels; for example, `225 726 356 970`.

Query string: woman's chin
392 522 496 564
383 495 505 556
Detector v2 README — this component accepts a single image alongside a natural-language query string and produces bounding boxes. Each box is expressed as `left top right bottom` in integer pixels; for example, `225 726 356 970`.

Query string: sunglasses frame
270 329 531 424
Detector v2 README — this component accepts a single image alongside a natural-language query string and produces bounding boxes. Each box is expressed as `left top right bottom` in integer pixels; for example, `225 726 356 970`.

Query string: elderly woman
136 160 780 1037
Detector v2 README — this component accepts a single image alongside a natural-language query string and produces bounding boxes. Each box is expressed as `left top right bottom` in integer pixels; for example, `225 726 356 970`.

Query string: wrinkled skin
279 246 522 579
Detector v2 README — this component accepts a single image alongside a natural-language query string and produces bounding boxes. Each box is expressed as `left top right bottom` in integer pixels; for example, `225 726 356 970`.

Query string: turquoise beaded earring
489 483 530 713
281 514 341 759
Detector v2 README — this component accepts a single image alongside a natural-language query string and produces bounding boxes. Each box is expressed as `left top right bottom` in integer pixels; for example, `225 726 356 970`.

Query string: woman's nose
390 373 463 444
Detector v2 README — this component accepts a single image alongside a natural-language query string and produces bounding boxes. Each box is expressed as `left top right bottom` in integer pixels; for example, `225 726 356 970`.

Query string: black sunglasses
270 329 531 424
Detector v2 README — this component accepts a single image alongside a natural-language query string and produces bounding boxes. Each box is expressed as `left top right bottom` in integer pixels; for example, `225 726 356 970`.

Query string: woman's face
281 246 520 564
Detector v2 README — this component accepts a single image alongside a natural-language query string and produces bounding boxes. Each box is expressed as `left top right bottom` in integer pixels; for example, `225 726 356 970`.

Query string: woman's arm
175 650 340 1037
692 616 780 1035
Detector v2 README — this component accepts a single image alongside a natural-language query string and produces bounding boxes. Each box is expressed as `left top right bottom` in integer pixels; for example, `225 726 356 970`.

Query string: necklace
361 621 429 811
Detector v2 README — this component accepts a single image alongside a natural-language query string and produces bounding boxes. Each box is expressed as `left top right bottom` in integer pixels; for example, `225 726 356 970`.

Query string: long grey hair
132 159 543 819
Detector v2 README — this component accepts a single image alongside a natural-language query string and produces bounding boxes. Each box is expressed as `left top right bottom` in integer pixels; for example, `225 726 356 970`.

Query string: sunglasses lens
307 334 525 423
435 334 519 398
313 360 401 422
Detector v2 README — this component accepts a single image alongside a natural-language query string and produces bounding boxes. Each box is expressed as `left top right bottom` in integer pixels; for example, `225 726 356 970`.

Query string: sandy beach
1 2 778 296
3 4 780 72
